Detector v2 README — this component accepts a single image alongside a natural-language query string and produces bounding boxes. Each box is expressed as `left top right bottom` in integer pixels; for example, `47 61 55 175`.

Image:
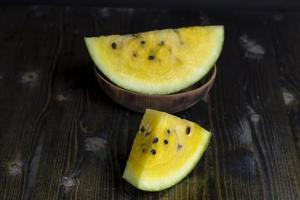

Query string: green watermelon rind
122 129 212 192
84 26 224 95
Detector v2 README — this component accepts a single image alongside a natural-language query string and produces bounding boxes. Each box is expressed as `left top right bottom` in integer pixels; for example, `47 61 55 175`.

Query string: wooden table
0 6 299 200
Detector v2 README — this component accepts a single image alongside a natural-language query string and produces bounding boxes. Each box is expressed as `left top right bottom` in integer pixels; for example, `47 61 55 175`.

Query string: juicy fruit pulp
85 26 224 95
122 109 211 191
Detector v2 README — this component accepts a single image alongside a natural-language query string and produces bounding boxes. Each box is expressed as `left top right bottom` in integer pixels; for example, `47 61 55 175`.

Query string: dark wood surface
1 0 300 11
0 6 299 200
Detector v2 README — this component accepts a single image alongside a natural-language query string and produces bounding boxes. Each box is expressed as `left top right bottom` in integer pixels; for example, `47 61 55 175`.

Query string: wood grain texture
0 6 299 200
209 12 300 199
209 18 264 199
269 13 300 159
75 7 129 200
0 6 63 200
30 7 85 199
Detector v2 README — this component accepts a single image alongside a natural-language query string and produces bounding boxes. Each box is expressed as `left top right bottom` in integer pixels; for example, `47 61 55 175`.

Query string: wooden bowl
94 66 217 113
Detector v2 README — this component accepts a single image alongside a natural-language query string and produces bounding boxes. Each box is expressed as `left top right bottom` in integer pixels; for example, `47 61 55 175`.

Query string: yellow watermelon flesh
85 26 224 95
122 109 211 191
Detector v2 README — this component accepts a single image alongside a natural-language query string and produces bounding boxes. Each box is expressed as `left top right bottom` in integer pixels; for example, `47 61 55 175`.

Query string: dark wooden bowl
94 66 216 113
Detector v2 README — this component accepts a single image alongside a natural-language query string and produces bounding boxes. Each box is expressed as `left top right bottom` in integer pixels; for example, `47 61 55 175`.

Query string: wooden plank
0 6 63 200
268 13 300 158
209 12 300 199
208 15 264 199
29 7 87 200
237 13 300 199
75 7 131 200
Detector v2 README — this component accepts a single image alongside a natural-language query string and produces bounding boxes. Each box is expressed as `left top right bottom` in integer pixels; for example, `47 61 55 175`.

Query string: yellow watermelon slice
85 26 224 95
122 109 211 191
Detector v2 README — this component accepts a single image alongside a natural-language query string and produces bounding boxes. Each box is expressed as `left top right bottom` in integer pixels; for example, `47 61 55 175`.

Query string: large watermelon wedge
122 109 211 191
85 26 224 95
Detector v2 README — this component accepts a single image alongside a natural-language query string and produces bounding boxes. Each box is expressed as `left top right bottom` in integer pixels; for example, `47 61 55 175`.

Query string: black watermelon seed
159 41 165 46
140 40 145 44
167 129 170 134
148 55 155 60
186 126 191 135
145 132 150 136
164 140 168 144
150 149 156 155
111 42 117 49
140 126 145 132
177 144 182 149
142 148 146 153
153 137 159 144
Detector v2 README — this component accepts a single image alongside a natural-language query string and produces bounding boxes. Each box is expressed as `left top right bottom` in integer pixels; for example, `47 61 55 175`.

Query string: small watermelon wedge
85 26 224 95
122 109 211 191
